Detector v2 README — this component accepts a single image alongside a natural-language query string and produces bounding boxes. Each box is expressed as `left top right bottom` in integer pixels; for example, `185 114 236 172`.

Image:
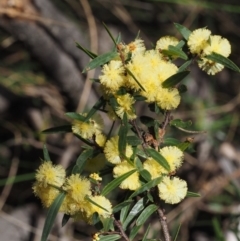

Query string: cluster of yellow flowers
33 162 112 223
187 28 231 75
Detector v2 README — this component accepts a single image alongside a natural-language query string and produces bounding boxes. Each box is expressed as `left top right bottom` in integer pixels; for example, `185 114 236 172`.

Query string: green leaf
75 42 97 59
142 224 151 241
83 51 118 73
62 214 70 227
102 217 114 232
101 169 136 196
126 135 142 146
186 191 201 197
175 40 185 49
163 137 181 146
43 144 51 161
177 141 192 151
129 225 142 241
102 22 117 46
162 71 189 88
140 116 155 127
126 68 145 91
146 148 170 171
174 23 192 40
99 234 121 241
212 217 225 241
113 200 133 213
170 119 192 129
139 169 151 182
178 60 192 72
136 148 148 159
65 112 86 122
118 113 128 157
84 96 106 122
41 192 66 241
42 125 72 134
205 52 240 72
120 200 132 223
122 197 146 230
73 149 96 174
130 176 163 199
162 45 188 60
136 204 158 226
173 223 181 241
133 94 147 101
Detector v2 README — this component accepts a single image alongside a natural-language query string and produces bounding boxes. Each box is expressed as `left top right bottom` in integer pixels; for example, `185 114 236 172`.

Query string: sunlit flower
156 36 179 51
86 195 112 219
127 39 146 56
199 35 231 75
116 93 136 120
35 161 66 187
89 173 102 181
95 133 107 147
72 113 103 139
113 161 140 190
156 88 181 110
104 136 133 164
63 174 91 203
159 146 184 172
158 176 187 204
99 60 126 92
32 182 60 208
84 153 106 173
188 28 211 55
143 158 167 178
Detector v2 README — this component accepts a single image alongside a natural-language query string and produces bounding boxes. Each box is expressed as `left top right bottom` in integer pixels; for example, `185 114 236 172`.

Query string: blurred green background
0 0 240 240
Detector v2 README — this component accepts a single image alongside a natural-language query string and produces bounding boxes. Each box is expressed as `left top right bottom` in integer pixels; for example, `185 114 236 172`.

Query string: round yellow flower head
158 176 187 204
99 60 126 92
127 39 146 56
199 35 231 75
156 88 180 110
188 28 211 55
143 157 167 179
84 153 106 173
72 113 103 139
92 233 100 241
104 136 133 164
86 195 113 219
116 93 136 120
35 161 66 187
159 146 184 172
32 182 60 208
156 36 179 51
95 133 107 147
63 174 91 203
113 161 141 190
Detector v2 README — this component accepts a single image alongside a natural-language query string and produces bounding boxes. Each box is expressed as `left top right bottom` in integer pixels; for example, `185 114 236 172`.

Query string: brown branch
113 217 130 241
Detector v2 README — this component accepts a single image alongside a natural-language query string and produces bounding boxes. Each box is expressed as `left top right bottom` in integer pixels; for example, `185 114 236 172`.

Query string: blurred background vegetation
1 0 240 240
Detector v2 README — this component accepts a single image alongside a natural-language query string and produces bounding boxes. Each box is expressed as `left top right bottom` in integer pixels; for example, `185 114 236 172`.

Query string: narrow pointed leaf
75 42 97 59
84 96 106 122
99 234 121 241
103 22 117 46
120 200 131 223
186 191 201 197
129 225 142 241
42 125 72 134
43 144 51 161
113 200 133 213
178 60 192 72
177 141 192 151
122 197 146 230
139 169 151 182
62 214 70 227
118 113 128 157
205 52 240 72
101 169 136 196
162 45 188 60
126 135 142 146
174 23 191 40
136 204 158 226
146 148 170 171
41 192 66 241
173 223 182 241
65 112 86 122
130 176 163 199
83 51 118 73
142 224 151 241
162 71 189 88
86 196 109 212
175 40 185 48
163 137 181 146
102 217 114 232
170 119 192 128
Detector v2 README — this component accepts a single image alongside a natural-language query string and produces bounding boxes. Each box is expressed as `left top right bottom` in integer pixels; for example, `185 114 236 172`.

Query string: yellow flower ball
35 161 66 187
158 176 187 204
156 36 179 51
188 28 211 55
113 161 140 190
143 158 167 178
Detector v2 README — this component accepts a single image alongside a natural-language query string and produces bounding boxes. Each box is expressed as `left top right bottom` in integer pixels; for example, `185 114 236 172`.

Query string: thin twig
113 217 130 241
